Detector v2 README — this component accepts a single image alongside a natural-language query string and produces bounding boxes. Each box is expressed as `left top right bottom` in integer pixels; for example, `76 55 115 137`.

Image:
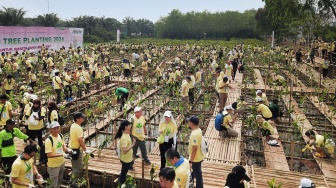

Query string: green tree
0 6 26 26
36 13 59 27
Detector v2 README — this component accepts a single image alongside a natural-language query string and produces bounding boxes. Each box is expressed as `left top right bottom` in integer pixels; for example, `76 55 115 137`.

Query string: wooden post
290 141 294 171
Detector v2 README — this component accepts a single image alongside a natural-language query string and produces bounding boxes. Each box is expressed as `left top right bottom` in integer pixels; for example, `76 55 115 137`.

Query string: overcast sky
1 0 265 22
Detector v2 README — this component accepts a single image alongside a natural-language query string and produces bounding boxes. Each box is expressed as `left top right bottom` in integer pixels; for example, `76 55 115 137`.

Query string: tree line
257 0 336 41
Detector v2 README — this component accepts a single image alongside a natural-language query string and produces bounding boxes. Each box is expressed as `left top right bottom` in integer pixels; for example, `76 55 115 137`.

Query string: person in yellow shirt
256 90 269 106
195 68 202 87
218 77 232 111
27 67 37 89
187 71 196 104
11 144 42 188
305 129 334 158
63 69 74 102
0 94 13 127
2 74 16 95
69 112 91 184
222 105 238 137
256 115 275 140
45 121 72 188
159 167 179 188
25 99 45 147
83 67 91 94
47 101 59 127
103 62 111 85
131 106 151 165
166 149 191 188
115 120 135 186
256 98 273 120
167 68 176 97
53 71 63 104
187 115 204 188
181 77 191 104
159 111 177 169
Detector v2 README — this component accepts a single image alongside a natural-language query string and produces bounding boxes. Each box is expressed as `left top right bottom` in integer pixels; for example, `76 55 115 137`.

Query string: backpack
201 136 208 155
214 113 229 131
58 113 65 126
39 134 63 165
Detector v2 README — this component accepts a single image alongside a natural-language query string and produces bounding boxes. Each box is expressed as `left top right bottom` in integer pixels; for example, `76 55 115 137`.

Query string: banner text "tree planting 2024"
1 37 65 44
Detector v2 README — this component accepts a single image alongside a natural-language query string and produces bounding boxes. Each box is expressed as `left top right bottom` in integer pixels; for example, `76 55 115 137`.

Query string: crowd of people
0 39 334 188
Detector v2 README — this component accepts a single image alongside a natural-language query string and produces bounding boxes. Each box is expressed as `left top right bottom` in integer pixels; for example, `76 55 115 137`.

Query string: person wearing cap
159 111 177 169
298 178 316 188
175 66 182 81
187 70 196 104
256 98 273 121
25 98 46 147
187 115 204 188
115 120 136 185
131 106 151 165
222 105 238 137
0 119 30 175
53 70 63 105
225 165 251 188
256 115 275 140
165 149 191 188
46 121 72 188
115 87 129 111
11 144 42 188
255 90 269 106
159 167 179 188
304 129 334 158
0 94 13 128
69 112 90 184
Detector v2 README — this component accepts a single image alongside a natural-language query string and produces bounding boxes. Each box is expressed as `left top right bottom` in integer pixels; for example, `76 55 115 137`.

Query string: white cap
256 98 264 102
299 178 314 188
226 105 233 110
176 66 180 69
164 111 172 117
49 121 60 128
256 90 262 94
134 106 142 112
29 94 38 100
168 68 172 71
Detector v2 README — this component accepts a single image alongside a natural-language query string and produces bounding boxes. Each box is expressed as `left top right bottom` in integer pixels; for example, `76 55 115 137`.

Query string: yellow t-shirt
257 104 272 119
189 75 195 88
120 134 133 163
218 81 229 93
175 158 190 188
3 79 15 90
11 157 34 188
261 121 274 135
195 71 202 83
0 101 12 125
131 116 146 141
188 128 204 162
63 74 71 86
70 123 83 149
50 110 58 123
168 72 176 84
215 76 223 91
141 61 148 71
29 72 36 82
225 64 233 76
159 121 177 138
181 81 189 97
83 71 91 83
26 107 46 130
53 76 62 89
45 134 65 167
223 114 232 128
